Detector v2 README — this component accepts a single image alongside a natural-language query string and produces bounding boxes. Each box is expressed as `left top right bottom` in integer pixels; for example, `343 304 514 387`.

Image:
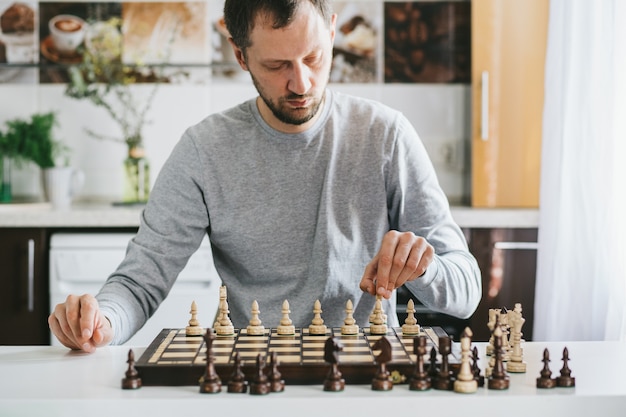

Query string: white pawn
246 300 265 336
341 299 359 335
216 298 234 336
369 297 387 335
277 300 295 335
401 299 420 335
185 300 203 336
308 299 327 335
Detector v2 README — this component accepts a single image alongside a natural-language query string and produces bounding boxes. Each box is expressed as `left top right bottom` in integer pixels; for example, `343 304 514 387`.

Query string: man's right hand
48 294 114 353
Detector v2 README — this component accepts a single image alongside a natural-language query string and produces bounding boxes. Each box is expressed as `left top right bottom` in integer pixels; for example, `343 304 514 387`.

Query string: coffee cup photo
48 14 86 55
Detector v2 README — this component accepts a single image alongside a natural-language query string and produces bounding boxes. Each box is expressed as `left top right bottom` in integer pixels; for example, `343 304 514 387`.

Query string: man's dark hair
224 0 332 52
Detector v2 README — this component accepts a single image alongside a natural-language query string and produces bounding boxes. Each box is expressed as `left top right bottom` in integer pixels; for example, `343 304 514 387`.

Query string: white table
0 341 624 417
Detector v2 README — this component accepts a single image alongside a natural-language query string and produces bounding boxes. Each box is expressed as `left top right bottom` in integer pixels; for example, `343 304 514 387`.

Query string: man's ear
227 38 249 71
330 13 337 44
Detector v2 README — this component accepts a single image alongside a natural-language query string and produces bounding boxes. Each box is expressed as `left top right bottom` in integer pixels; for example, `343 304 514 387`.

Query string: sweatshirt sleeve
96 132 210 345
387 113 482 319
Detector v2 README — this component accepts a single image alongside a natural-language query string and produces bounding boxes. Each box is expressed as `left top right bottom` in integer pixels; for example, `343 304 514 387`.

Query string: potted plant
0 112 70 203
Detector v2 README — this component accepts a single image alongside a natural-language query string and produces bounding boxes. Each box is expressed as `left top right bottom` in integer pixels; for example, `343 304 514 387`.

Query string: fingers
359 255 379 296
48 294 107 353
365 231 434 299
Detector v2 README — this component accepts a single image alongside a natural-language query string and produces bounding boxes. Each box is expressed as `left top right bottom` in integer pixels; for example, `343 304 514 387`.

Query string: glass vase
1 155 11 203
123 147 150 203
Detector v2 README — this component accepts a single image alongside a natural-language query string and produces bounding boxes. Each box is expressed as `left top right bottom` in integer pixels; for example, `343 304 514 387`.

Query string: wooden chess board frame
135 326 459 386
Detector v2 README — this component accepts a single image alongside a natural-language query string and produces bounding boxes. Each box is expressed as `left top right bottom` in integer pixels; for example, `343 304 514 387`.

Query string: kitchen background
0 0 472 206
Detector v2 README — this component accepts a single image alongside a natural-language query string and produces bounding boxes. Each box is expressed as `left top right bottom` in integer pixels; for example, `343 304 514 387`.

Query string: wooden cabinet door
0 229 50 345
471 0 549 207
467 228 538 341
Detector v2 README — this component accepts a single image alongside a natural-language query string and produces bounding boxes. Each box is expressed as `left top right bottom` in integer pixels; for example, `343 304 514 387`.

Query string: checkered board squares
136 326 453 386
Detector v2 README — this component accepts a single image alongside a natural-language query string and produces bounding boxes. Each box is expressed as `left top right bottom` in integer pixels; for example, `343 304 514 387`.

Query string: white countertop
0 203 539 229
0 341 623 417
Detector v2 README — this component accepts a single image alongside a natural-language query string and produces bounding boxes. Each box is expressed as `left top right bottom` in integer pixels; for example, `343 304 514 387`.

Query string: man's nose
288 62 312 95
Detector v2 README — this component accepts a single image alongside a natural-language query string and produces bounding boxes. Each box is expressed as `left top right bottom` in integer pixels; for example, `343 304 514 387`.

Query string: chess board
135 326 459 386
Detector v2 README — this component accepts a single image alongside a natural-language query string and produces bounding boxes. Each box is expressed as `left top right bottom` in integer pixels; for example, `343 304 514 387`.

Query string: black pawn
200 329 222 393
427 346 439 379
121 349 142 389
249 353 271 395
433 336 454 390
409 335 431 391
227 351 248 393
536 348 557 388
556 347 575 387
267 351 285 392
487 327 509 390
471 346 484 387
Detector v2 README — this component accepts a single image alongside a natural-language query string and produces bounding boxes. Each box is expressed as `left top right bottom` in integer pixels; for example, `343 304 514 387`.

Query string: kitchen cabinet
471 0 549 207
0 228 50 345
466 228 538 341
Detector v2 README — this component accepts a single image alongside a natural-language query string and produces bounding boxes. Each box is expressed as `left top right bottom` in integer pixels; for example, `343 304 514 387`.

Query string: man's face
231 4 336 133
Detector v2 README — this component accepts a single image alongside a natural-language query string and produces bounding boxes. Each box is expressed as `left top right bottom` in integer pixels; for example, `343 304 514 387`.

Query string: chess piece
506 304 526 373
433 336 454 390
486 308 497 356
323 337 345 392
371 336 393 391
246 300 265 336
216 298 235 336
401 299 420 335
536 348 557 388
427 346 439 379
499 307 511 361
249 353 271 395
341 299 359 335
185 300 204 336
369 294 387 324
277 300 295 335
214 285 227 328
472 345 485 387
121 349 142 389
369 297 388 335
408 335 431 390
556 347 575 387
487 325 510 390
308 299 327 335
227 351 248 393
200 329 222 393
267 351 285 392
454 328 478 393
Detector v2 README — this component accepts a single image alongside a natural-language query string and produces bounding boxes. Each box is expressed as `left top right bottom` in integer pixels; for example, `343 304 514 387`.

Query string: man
49 0 481 353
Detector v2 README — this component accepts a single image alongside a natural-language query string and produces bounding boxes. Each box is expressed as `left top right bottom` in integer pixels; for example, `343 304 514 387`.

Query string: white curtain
534 0 626 341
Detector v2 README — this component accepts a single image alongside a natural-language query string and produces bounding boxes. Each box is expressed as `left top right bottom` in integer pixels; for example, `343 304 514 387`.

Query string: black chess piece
267 351 285 392
227 351 248 393
249 353 271 395
471 345 485 387
121 349 142 390
427 346 439 379
200 329 222 393
323 337 345 392
433 336 454 390
487 327 509 390
536 348 557 388
409 335 431 391
371 336 393 391
556 347 575 387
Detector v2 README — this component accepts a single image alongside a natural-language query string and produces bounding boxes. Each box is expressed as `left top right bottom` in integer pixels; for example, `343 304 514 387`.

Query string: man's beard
250 71 326 126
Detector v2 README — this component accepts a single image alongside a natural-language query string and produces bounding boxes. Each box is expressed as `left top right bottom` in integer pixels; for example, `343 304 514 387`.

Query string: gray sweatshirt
97 90 481 345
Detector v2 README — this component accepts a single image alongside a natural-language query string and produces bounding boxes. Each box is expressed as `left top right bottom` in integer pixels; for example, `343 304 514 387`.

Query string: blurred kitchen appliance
49 232 220 346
